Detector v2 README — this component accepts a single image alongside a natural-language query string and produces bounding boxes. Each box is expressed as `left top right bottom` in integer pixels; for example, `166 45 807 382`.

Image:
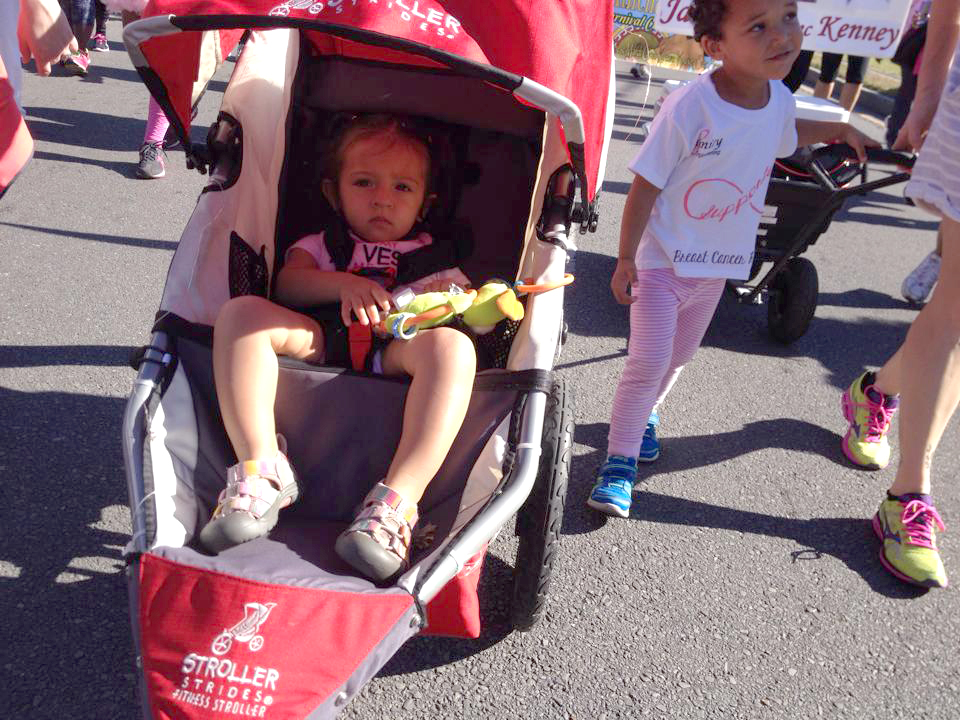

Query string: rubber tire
767 256 819 344
511 379 573 632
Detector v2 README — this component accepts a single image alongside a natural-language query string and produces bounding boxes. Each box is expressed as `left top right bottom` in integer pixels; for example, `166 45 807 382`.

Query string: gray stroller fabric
170 334 527 570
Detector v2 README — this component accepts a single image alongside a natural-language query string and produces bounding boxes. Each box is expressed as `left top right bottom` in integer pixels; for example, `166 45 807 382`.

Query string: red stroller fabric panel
0 55 33 199
422 544 487 639
138 553 414 718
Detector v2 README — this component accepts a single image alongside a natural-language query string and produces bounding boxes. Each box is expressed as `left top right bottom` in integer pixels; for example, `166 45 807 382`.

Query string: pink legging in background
144 96 169 146
120 11 170 147
607 268 725 458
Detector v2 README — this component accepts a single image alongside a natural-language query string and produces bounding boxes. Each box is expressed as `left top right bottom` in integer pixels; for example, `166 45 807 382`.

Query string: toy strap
514 273 574 295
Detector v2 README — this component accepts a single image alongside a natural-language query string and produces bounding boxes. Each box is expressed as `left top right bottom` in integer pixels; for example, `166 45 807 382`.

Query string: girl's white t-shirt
629 71 798 280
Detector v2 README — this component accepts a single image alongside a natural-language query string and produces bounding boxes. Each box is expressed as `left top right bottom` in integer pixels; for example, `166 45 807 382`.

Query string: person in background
1 0 77 197
901 230 941 305
888 0 940 305
3 0 77 108
91 0 109 52
108 0 171 178
887 0 931 147
56 0 95 75
814 53 869 111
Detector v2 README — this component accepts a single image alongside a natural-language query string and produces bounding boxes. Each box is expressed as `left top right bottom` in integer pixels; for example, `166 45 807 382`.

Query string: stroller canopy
127 0 613 203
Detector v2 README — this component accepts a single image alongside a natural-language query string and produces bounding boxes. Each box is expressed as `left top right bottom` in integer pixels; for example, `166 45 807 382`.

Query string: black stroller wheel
767 257 819 344
511 378 572 632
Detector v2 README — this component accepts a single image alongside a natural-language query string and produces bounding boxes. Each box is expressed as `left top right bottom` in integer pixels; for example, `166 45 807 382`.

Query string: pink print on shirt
682 166 771 222
691 128 723 158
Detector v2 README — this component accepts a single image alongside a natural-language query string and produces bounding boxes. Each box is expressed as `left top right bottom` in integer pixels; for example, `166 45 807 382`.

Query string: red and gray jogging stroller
120 2 614 718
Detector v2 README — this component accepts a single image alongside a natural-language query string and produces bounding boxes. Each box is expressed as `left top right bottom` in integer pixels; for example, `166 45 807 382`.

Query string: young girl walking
200 114 475 582
589 0 874 517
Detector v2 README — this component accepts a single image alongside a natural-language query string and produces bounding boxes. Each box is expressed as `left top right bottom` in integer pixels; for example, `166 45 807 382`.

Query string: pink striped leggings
607 268 725 458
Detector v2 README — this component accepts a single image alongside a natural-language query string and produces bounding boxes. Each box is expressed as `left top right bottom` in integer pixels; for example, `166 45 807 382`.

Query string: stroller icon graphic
211 602 277 655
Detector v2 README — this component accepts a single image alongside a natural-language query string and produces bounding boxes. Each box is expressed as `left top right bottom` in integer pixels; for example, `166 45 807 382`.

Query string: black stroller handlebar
814 143 916 169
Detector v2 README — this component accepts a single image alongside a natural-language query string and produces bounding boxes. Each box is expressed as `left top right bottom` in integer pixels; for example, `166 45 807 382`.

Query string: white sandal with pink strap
335 482 418 581
199 452 299 553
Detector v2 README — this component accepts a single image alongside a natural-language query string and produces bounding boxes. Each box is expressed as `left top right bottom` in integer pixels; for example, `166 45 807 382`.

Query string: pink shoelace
900 500 946 549
863 390 896 442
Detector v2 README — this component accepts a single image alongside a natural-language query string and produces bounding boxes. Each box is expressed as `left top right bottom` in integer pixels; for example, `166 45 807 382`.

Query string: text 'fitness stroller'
119 1 614 718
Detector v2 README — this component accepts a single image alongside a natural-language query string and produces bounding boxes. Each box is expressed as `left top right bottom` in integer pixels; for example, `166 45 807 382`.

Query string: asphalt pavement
1 23 958 720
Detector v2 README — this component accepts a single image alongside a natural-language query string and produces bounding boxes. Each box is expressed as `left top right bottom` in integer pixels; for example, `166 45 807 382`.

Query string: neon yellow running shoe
841 371 899 469
873 495 948 589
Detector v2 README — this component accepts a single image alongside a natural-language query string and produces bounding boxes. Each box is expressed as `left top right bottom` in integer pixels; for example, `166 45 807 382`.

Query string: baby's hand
610 257 637 305
339 275 392 327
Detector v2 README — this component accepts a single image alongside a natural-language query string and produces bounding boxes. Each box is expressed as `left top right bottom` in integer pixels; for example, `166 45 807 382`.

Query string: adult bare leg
887 216 960 496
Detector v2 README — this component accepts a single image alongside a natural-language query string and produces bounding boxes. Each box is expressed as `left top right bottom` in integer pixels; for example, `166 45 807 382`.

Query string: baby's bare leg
380 327 477 503
213 296 323 461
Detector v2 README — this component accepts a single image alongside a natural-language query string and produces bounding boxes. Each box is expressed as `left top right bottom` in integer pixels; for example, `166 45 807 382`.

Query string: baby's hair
688 0 728 41
326 113 436 190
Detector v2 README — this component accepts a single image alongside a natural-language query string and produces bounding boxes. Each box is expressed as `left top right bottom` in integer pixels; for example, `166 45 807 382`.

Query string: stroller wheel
511 379 572 632
767 257 818 344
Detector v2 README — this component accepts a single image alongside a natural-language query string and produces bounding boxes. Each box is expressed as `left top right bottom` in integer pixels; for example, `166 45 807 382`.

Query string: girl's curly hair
688 0 728 41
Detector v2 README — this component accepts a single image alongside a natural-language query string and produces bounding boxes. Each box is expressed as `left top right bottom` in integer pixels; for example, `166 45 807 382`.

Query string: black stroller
728 144 916 343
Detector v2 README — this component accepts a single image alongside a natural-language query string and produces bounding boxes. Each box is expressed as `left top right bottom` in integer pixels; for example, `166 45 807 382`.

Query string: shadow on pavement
0 221 178 251
0 387 138 717
817 288 917 311
574 418 846 471
30 148 141 177
378 553 515 675
703 294 910 390
0 344 134 368
25 106 143 151
565 249 624 341
627 491 926 599
839 208 939 232
557 426 925 599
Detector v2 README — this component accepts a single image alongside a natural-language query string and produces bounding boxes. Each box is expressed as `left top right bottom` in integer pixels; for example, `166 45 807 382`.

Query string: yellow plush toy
381 276 572 340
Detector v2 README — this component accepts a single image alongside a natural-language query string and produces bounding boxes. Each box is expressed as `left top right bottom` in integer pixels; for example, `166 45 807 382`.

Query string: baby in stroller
200 113 476 582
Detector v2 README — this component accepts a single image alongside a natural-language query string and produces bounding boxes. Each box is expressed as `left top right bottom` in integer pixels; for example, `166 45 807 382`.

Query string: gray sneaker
901 251 940 305
136 142 166 179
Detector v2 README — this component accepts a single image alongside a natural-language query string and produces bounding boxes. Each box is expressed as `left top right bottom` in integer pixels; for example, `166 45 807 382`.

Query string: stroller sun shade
123 0 613 214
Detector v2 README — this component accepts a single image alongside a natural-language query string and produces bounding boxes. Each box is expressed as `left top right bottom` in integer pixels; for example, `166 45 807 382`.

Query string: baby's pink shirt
287 230 470 293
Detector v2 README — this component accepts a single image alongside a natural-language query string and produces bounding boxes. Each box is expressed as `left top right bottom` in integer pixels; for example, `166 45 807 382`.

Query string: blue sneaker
587 455 637 518
638 412 660 463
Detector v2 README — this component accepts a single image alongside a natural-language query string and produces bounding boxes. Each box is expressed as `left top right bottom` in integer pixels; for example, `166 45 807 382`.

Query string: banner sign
654 0 912 58
614 0 710 72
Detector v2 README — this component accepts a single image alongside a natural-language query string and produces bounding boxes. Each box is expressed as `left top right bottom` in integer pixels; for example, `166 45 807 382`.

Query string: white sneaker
901 251 941 305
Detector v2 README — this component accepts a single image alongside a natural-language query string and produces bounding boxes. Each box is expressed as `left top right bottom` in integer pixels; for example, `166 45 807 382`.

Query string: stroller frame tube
122 331 175 556
406 391 546 604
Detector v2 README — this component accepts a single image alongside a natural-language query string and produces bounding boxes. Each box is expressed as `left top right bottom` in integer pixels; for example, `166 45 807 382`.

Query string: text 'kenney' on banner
655 0 912 58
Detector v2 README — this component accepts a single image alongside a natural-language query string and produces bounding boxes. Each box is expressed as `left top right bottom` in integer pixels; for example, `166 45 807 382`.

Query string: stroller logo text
169 602 281 717
212 602 276 655
268 0 462 41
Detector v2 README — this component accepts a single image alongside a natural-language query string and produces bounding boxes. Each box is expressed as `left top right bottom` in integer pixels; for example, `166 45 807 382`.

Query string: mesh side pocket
475 318 521 370
447 311 523 371
229 231 268 298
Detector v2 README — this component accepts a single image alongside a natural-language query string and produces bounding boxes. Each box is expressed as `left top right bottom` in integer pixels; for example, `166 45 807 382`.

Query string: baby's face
334 134 429 244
